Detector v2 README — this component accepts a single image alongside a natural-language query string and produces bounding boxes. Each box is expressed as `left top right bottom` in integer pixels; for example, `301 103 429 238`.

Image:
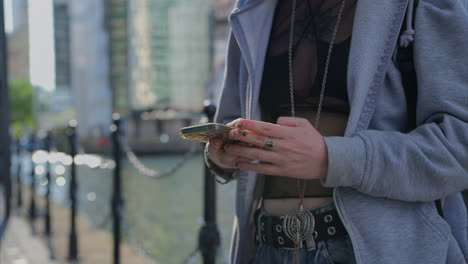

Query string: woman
205 0 468 263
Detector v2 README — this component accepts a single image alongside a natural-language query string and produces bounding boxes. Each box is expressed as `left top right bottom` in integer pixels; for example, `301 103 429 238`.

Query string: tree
9 79 34 138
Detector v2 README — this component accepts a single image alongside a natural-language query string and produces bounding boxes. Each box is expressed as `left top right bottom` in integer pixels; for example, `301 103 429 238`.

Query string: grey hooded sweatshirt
214 0 468 263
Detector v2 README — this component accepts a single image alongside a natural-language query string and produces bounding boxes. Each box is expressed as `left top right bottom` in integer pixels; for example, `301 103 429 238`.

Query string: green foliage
9 79 35 138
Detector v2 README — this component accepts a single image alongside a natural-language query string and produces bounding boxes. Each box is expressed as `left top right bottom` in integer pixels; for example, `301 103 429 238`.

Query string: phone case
179 123 233 143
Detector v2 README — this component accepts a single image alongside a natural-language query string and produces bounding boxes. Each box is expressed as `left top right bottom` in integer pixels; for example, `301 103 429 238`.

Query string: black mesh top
259 0 357 199
259 0 357 120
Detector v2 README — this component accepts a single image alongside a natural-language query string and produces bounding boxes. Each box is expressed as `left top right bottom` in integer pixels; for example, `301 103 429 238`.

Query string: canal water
18 152 236 264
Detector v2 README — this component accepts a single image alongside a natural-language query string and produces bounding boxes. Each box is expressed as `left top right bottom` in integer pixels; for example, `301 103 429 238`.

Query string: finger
224 144 280 163
228 129 284 149
234 119 289 139
209 137 223 146
219 152 253 168
208 138 254 158
277 116 312 128
235 141 256 148
226 118 243 127
236 161 282 176
209 144 253 169
208 138 224 152
232 156 253 167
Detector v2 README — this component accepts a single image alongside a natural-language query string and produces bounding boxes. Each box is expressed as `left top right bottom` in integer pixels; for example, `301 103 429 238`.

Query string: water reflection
17 153 235 263
35 165 45 175
87 192 97 202
56 176 66 186
54 164 65 175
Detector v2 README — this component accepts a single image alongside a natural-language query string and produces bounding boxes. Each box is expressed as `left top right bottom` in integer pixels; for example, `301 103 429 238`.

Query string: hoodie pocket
416 202 451 242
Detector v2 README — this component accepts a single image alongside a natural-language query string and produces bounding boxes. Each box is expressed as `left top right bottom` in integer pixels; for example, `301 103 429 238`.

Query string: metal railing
9 102 222 264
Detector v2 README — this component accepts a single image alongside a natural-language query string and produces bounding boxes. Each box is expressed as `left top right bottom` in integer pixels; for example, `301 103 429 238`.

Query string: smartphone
179 123 234 143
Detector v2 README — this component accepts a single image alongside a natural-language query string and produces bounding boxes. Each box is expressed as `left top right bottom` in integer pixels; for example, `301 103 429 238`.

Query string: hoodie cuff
322 136 368 189
204 144 239 184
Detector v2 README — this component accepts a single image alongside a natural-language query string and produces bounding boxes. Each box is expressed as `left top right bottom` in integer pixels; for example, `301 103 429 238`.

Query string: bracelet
204 144 239 184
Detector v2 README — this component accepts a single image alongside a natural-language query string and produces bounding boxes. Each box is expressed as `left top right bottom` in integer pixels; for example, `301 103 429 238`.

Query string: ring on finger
263 136 274 149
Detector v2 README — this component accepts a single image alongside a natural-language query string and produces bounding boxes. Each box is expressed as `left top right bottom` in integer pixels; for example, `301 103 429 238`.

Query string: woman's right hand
206 136 252 170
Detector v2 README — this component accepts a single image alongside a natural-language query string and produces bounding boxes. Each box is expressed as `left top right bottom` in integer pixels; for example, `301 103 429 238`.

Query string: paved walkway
1 187 155 264
1 214 55 264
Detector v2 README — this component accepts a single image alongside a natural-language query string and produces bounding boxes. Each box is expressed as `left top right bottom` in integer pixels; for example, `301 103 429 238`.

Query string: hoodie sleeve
206 30 244 182
322 0 468 202
214 31 243 124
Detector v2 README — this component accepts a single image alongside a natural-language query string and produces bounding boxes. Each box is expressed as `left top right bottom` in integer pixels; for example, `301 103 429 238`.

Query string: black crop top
259 37 351 119
259 0 356 119
259 0 357 199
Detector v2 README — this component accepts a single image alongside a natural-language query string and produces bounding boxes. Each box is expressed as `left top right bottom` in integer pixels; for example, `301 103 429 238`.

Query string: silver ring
263 136 274 149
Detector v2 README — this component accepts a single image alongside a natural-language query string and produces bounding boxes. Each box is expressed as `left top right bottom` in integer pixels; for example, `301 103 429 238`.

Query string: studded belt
254 206 347 250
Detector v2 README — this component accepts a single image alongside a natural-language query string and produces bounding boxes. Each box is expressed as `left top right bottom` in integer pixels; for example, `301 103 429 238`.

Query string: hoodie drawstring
399 0 415 48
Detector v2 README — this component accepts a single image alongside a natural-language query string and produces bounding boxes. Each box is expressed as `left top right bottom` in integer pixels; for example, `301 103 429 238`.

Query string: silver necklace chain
288 0 347 126
288 0 298 118
314 0 347 129
286 0 347 260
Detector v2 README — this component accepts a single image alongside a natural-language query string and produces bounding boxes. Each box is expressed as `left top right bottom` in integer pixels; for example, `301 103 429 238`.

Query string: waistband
254 203 347 250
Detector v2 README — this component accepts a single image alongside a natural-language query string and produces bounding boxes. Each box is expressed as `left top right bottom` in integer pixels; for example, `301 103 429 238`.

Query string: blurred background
1 1 466 264
0 0 238 263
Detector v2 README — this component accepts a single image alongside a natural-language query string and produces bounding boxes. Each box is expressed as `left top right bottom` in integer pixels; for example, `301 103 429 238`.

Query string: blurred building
105 0 130 114
128 0 156 110
67 0 112 137
50 0 72 113
53 0 71 93
169 0 211 111
208 0 235 103
7 0 29 82
127 0 212 112
10 0 27 30
147 0 173 107
106 0 234 115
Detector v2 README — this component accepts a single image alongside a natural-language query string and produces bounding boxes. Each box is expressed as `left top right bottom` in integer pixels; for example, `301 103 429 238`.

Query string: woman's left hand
224 117 328 180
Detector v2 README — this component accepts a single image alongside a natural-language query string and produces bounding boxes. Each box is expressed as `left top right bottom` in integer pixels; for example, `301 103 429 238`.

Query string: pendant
283 206 315 263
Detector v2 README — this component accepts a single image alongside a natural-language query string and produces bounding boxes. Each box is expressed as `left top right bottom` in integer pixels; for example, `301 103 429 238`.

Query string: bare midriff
262 107 348 216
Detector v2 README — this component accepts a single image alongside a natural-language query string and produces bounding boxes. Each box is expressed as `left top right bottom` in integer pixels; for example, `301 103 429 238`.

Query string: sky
5 0 56 91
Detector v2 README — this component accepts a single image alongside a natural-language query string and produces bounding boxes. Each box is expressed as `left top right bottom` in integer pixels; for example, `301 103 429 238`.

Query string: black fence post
44 132 52 236
16 139 22 212
199 101 220 264
0 0 12 244
67 120 78 261
111 113 122 264
28 133 37 232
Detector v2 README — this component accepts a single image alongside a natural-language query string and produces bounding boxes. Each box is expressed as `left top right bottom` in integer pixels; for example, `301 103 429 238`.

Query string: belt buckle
282 209 316 251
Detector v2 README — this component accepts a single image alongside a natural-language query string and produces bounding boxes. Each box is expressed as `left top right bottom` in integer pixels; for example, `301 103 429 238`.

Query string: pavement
0 186 155 264
1 214 56 264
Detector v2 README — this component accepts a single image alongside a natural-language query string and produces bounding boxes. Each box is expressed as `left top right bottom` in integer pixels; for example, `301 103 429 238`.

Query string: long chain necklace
285 0 347 262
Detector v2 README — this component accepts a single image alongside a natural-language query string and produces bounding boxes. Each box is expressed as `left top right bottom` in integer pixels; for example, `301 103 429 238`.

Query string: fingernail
229 130 237 138
237 121 244 127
